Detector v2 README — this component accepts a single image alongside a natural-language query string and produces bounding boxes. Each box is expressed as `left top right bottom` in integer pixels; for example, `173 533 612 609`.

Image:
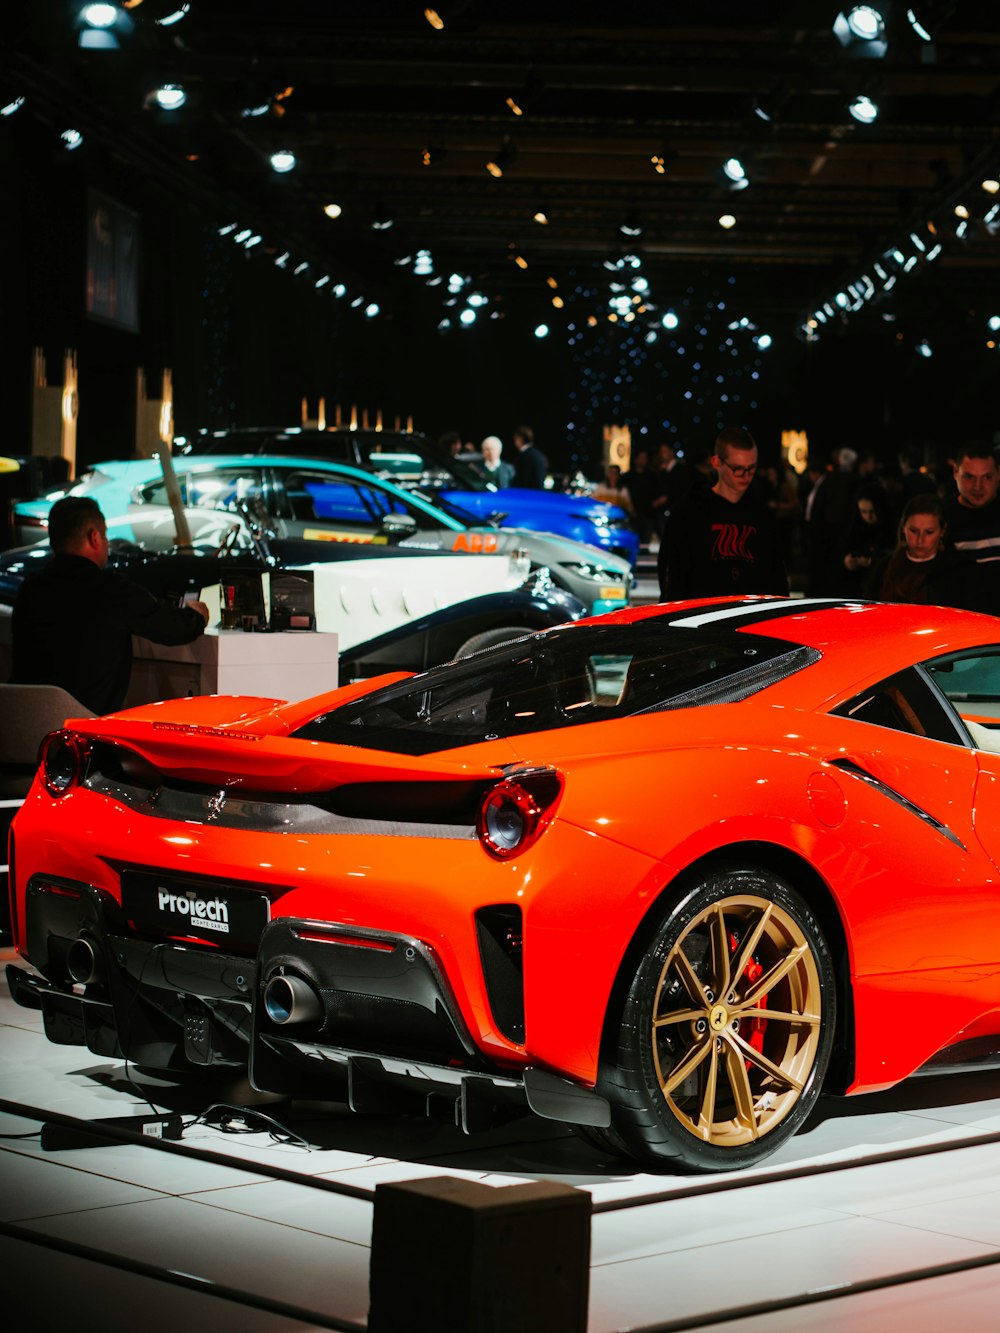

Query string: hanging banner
86 189 140 332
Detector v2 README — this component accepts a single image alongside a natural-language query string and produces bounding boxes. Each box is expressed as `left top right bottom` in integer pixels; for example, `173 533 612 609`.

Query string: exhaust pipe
263 975 324 1026
66 937 102 986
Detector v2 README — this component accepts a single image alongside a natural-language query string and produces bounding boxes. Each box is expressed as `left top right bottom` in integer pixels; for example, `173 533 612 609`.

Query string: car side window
281 470 446 533
833 666 965 745
185 470 264 510
139 470 264 511
924 650 1000 753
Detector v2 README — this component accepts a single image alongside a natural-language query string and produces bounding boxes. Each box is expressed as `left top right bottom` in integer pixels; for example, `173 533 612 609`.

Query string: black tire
601 864 835 1172
573 1122 633 1160
455 625 532 658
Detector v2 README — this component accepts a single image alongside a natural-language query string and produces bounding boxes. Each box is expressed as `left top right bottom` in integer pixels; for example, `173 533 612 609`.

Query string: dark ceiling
7 1 1000 343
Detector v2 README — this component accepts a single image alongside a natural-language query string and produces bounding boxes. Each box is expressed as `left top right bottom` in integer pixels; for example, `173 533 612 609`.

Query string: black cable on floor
0 1095 374 1201
0 1218 365 1331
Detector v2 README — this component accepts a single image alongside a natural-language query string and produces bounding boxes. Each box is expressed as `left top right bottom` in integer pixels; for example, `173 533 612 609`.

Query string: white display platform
127 628 339 705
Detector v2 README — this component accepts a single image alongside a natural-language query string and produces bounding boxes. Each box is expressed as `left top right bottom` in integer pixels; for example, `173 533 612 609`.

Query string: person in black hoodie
829 484 894 597
659 426 788 600
11 496 209 714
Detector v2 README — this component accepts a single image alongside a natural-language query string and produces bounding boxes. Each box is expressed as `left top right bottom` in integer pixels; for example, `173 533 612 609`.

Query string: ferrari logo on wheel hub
709 1004 729 1033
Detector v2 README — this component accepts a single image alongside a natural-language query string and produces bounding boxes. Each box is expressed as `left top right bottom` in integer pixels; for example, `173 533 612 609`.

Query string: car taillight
39 730 91 798
476 768 562 860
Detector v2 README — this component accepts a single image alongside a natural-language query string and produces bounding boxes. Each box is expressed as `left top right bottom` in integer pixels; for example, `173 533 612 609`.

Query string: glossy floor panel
4 955 1000 1332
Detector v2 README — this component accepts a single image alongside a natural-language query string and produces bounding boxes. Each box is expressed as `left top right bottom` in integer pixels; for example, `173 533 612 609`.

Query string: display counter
126 628 339 707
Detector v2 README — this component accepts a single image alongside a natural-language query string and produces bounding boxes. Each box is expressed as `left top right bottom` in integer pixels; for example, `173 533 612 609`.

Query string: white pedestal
127 629 339 706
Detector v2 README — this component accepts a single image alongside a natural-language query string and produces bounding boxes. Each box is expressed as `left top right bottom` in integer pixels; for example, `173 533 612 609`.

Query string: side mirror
379 512 418 538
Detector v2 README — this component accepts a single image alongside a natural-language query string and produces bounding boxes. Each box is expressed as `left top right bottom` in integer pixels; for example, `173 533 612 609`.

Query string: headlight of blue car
564 561 625 583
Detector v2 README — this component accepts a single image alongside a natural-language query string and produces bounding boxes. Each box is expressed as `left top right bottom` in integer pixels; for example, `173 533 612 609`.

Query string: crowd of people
624 431 1000 613
437 422 1000 614
12 427 999 717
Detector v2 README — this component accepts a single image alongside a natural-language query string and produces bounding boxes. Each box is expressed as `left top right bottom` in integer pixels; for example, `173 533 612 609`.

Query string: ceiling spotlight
719 213 737 229
906 5 934 41
756 334 773 350
421 146 447 167
916 340 933 358
365 303 380 319
153 3 190 24
1 96 25 117
847 5 885 39
982 178 1000 195
534 324 550 339
323 203 342 219
423 2 471 30
619 213 643 238
848 93 879 123
80 3 119 27
662 311 680 330
459 308 477 326
751 87 790 124
717 158 749 191
151 83 186 110
486 140 517 178
833 6 889 57
505 74 543 118
61 128 84 151
269 149 296 173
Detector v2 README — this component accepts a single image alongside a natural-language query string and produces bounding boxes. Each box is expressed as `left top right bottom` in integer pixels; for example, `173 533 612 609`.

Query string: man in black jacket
659 427 789 601
511 425 548 490
12 496 209 714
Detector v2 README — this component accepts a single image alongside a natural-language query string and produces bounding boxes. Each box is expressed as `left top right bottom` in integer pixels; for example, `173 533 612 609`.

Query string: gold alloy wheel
651 893 823 1147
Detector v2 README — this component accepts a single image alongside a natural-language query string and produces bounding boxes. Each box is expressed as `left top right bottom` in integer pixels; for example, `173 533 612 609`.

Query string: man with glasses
658 426 788 600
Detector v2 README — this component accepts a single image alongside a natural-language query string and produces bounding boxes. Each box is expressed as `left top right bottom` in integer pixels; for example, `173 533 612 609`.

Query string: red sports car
9 596 1000 1172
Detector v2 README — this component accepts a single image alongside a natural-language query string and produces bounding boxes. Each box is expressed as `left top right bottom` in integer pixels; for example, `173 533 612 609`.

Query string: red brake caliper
730 931 767 1065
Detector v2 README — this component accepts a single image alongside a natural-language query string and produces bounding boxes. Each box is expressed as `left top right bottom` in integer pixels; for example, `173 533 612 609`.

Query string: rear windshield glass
292 621 818 755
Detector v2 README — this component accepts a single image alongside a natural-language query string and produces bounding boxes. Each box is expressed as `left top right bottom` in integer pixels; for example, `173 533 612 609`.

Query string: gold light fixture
486 137 516 177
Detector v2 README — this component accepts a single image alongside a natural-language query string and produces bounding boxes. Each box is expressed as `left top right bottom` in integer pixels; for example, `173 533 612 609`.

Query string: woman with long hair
867 492 965 607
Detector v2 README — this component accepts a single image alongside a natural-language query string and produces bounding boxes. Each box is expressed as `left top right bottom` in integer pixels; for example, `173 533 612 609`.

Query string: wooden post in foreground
368 1175 590 1333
